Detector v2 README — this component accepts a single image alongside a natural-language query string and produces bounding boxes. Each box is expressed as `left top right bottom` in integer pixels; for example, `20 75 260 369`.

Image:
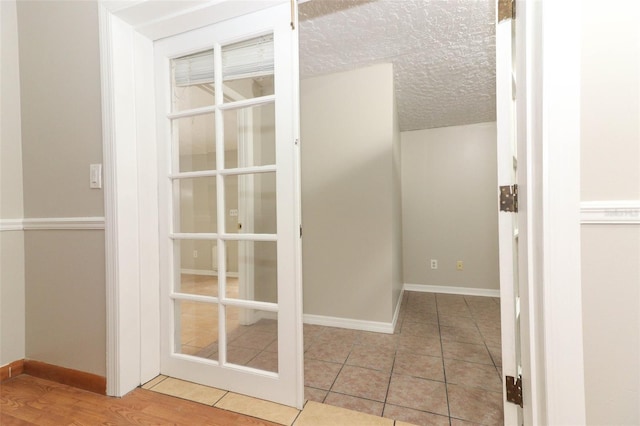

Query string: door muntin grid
167 34 278 374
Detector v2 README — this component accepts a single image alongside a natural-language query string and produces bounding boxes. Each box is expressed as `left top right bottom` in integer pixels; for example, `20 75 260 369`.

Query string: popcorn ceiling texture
299 0 496 131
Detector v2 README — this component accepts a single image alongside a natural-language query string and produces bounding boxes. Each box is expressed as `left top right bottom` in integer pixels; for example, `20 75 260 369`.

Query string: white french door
154 3 302 408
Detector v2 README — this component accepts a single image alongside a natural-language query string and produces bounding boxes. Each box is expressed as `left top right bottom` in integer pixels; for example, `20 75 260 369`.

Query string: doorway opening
101 2 524 422
297 1 509 424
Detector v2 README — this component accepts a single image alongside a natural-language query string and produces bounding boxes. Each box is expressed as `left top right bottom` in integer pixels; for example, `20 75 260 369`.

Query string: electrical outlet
456 260 464 271
430 259 438 269
193 250 198 258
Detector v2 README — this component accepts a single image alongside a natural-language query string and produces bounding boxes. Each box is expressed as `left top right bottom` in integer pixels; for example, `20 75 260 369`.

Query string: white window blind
173 49 214 86
173 34 273 87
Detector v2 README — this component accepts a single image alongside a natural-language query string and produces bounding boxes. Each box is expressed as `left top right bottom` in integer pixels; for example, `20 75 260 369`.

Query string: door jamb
532 0 587 423
99 6 159 396
515 0 586 423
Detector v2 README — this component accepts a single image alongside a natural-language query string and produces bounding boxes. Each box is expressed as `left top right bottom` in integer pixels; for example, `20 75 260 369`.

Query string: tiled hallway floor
302 291 504 425
149 290 504 425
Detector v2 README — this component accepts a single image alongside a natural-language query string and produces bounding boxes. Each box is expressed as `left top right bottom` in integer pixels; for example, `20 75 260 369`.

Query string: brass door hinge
506 375 523 407
498 0 515 22
500 184 518 212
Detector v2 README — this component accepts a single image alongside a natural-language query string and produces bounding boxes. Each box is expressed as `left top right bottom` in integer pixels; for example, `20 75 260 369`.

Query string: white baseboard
391 286 404 333
257 311 278 321
238 311 397 334
180 269 238 278
403 283 500 298
303 313 394 334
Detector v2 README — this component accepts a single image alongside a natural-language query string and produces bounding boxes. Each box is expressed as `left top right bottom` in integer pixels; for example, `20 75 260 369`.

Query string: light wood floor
0 375 279 426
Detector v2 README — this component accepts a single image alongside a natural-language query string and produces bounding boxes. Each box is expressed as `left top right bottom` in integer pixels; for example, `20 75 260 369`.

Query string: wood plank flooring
0 375 280 426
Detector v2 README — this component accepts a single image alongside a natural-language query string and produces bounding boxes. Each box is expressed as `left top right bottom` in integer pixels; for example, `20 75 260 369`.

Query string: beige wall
0 0 26 366
581 227 639 425
0 1 24 219
24 231 106 375
17 1 106 376
580 1 640 424
18 1 104 218
301 63 398 323
401 123 499 290
0 232 25 365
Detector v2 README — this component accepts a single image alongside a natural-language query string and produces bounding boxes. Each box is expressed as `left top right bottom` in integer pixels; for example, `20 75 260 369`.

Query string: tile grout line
381 345 398 418
382 294 408 420
154 292 501 425
464 295 503 378
145 374 168 390
435 294 454 426
392 293 457 422
321 337 354 404
290 404 303 426
210 389 228 407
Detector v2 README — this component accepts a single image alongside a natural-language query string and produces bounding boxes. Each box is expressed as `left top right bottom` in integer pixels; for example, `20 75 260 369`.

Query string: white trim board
303 314 395 334
23 217 105 230
180 269 239 278
404 283 500 298
391 287 404 333
0 219 24 232
0 217 106 231
303 287 404 335
581 200 640 224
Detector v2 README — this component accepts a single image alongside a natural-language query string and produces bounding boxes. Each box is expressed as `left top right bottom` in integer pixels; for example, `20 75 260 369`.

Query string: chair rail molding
581 200 640 225
0 217 106 231
0 219 24 232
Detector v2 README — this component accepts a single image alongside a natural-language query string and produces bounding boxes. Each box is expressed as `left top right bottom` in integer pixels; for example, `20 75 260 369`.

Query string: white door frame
99 0 586 422
496 6 521 424
506 0 586 423
534 0 586 423
98 0 302 400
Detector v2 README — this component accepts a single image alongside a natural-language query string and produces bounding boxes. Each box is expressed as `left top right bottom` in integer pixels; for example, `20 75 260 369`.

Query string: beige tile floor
143 376 400 426
302 291 504 425
155 277 504 425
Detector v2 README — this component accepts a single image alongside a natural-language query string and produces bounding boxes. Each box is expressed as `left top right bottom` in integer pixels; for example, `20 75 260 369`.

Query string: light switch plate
90 164 102 189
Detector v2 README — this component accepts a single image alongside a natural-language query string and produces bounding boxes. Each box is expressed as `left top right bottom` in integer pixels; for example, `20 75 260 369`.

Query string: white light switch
229 209 238 217
90 164 102 189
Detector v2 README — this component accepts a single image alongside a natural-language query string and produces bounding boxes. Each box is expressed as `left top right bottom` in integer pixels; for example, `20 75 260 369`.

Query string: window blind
173 34 274 87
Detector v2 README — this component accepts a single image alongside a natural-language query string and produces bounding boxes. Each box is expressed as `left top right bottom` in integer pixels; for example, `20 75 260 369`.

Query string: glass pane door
155 2 302 408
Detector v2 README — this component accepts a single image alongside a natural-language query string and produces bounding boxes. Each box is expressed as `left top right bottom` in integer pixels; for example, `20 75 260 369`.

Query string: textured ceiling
299 0 496 131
